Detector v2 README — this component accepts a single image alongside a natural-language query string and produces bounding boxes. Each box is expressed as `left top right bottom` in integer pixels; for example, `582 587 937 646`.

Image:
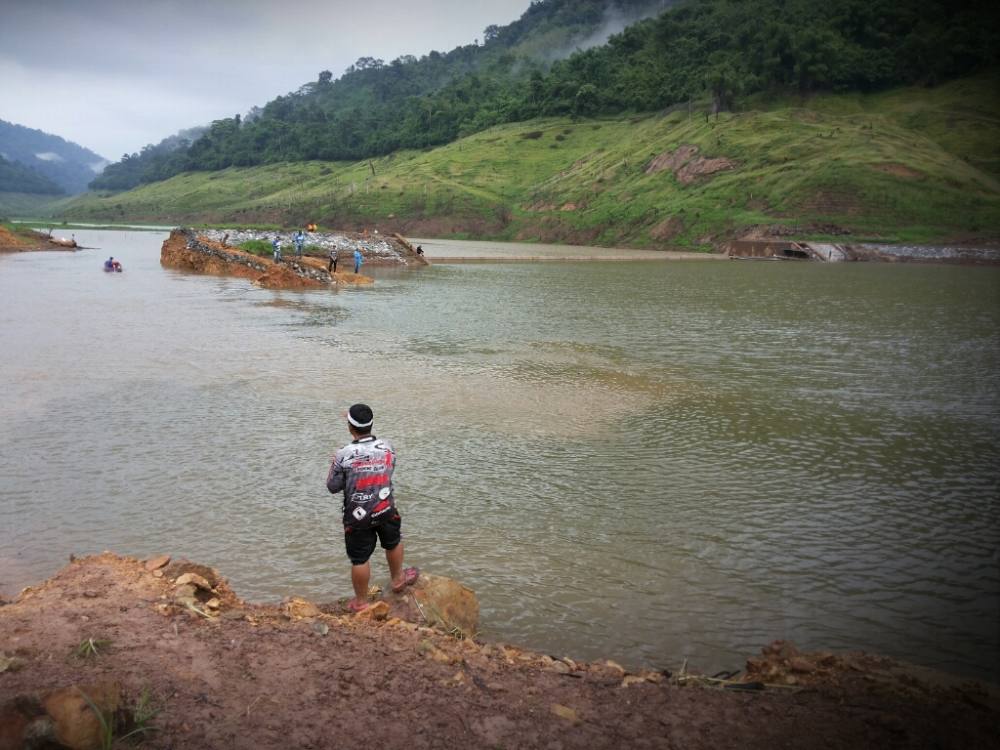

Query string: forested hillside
0 120 107 194
92 0 999 193
64 75 1000 249
0 155 64 195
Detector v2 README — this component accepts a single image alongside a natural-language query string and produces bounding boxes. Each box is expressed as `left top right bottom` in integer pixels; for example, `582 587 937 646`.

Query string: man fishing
326 403 418 613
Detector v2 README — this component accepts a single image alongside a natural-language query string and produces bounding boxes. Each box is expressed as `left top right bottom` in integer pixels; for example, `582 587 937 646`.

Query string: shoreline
8 222 1000 265
1 553 998 749
0 224 80 253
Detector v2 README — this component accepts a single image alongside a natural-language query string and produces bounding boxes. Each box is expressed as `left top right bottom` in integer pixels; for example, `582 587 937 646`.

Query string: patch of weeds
521 130 544 140
78 687 159 750
74 638 111 660
129 687 160 738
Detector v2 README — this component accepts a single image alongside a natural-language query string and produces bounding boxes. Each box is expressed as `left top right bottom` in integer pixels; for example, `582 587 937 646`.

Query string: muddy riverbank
159 229 379 289
0 225 78 253
1 554 998 749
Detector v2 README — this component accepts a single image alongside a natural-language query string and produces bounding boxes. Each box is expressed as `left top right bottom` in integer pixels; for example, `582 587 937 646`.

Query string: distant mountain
0 154 64 194
0 120 108 194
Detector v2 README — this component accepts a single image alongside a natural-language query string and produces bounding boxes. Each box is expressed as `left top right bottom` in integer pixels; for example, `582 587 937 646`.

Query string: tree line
91 0 998 192
0 156 64 195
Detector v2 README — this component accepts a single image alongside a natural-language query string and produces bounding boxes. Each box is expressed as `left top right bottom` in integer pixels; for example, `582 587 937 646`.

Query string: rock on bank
1 554 998 750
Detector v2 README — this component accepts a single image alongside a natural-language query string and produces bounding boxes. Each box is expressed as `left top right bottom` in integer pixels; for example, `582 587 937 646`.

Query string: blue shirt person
294 231 305 257
353 249 363 274
272 238 282 262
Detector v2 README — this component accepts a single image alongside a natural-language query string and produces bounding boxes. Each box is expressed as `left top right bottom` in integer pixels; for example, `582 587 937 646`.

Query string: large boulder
388 573 479 638
42 682 121 750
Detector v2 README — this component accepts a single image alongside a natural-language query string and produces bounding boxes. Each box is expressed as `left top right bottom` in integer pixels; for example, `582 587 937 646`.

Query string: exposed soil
872 163 924 179
159 232 371 290
513 219 607 246
160 233 264 282
644 145 737 184
648 217 685 242
252 262 327 290
2 554 998 749
0 226 78 253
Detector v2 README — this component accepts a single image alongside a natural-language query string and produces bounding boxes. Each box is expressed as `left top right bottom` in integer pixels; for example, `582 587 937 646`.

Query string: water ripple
1 236 998 680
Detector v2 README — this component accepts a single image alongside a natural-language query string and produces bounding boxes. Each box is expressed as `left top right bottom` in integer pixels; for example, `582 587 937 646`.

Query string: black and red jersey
326 435 396 528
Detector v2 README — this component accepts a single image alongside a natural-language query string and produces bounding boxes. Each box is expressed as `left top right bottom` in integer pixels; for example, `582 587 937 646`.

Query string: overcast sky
0 0 529 160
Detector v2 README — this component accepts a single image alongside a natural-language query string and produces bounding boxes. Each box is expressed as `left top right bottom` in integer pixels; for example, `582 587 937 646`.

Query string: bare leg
350 562 371 606
386 542 404 588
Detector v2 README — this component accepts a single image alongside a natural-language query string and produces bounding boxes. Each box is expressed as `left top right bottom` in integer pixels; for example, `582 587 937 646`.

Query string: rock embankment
1 554 998 750
200 228 428 267
161 229 360 289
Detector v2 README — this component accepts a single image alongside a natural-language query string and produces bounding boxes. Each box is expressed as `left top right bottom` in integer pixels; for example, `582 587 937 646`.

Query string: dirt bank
159 229 371 290
0 226 78 253
1 554 997 749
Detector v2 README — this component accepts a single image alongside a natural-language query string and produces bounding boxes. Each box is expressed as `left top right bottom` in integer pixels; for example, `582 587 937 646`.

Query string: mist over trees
0 119 107 194
92 0 999 192
0 155 65 195
89 126 206 191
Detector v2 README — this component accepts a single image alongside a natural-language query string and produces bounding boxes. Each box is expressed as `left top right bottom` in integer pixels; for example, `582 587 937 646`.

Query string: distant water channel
1 229 998 681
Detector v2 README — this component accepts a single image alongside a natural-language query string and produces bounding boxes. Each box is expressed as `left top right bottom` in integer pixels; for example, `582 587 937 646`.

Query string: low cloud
546 1 675 60
0 0 526 158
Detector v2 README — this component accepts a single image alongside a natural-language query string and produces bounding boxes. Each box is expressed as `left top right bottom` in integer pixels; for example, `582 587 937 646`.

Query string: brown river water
1 229 998 681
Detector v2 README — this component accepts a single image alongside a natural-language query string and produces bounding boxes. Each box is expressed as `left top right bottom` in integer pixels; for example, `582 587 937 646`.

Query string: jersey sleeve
326 449 346 494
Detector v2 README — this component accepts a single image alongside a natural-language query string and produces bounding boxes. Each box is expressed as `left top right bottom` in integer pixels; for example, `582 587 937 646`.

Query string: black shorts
344 513 402 565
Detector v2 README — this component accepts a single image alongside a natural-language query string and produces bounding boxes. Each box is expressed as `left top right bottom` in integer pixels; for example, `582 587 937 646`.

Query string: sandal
347 599 370 614
391 566 420 593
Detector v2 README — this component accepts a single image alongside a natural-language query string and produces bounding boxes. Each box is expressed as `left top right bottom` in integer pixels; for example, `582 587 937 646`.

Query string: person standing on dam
326 403 418 613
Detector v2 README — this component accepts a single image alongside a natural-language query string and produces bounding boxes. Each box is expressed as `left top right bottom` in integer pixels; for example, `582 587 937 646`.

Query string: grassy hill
58 75 1000 250
0 192 67 220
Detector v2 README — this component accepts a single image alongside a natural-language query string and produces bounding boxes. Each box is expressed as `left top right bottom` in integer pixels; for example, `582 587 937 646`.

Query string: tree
574 83 599 115
318 70 333 86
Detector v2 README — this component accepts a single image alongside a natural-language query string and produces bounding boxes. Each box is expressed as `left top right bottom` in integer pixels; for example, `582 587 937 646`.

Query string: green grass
55 74 1000 249
238 239 273 256
0 192 67 219
78 686 158 749
73 637 111 659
